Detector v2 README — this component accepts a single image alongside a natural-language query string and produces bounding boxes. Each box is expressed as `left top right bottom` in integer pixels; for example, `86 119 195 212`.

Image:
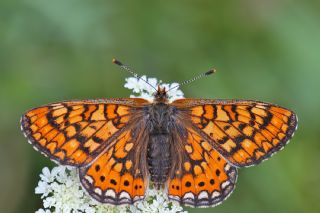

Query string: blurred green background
1 0 320 212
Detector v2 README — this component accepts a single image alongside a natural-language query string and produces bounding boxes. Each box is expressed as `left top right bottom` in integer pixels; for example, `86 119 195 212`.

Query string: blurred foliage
1 0 320 212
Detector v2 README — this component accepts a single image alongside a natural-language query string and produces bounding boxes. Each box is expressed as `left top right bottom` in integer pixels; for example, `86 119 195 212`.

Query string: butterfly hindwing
172 99 298 167
167 128 237 207
79 129 148 205
20 98 149 166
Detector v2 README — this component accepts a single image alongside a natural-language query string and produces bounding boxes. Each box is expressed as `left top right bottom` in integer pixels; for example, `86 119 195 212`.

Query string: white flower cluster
34 76 187 212
124 75 184 102
35 166 126 213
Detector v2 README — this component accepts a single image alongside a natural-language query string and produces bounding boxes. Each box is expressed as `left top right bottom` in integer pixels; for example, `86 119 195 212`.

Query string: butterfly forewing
172 99 298 167
20 98 149 166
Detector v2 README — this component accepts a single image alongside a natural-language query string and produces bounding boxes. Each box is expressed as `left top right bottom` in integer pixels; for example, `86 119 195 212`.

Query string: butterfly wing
172 99 297 167
79 127 149 205
167 127 237 207
20 98 149 166
21 98 150 204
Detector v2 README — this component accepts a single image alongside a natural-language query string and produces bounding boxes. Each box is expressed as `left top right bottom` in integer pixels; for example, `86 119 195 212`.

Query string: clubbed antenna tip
112 58 157 91
205 69 216 75
168 67 217 92
112 58 123 66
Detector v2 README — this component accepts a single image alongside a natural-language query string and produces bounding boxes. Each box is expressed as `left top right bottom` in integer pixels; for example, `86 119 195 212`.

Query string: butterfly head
153 85 169 103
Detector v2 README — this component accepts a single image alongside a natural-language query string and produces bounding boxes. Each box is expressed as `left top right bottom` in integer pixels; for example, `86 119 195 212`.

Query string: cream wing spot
91 105 106 121
119 191 131 199
224 164 231 171
211 191 220 199
216 106 229 121
185 145 193 153
94 188 102 195
183 192 195 200
124 142 133 152
105 189 116 198
52 107 67 117
85 175 94 184
198 191 209 200
221 181 230 189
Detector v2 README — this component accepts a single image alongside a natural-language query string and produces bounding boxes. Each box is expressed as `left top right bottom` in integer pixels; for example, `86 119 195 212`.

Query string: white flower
133 189 187 213
35 179 49 197
35 76 187 213
35 166 118 212
124 75 184 102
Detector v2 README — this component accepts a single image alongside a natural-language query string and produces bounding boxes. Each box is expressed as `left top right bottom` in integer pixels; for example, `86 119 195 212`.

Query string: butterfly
20 59 297 208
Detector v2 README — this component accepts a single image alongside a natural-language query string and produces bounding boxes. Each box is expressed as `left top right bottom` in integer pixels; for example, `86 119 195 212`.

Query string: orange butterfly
20 59 297 208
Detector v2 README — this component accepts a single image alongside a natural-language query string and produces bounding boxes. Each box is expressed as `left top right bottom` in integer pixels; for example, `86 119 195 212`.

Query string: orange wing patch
80 130 147 205
173 99 298 167
20 99 146 166
168 128 237 208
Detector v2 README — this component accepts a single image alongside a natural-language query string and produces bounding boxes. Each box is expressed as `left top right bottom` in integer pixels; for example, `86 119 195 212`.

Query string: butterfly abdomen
147 134 171 189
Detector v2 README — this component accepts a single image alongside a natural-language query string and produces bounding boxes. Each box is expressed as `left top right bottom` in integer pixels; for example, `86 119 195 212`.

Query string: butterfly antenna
112 58 157 91
168 68 216 91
